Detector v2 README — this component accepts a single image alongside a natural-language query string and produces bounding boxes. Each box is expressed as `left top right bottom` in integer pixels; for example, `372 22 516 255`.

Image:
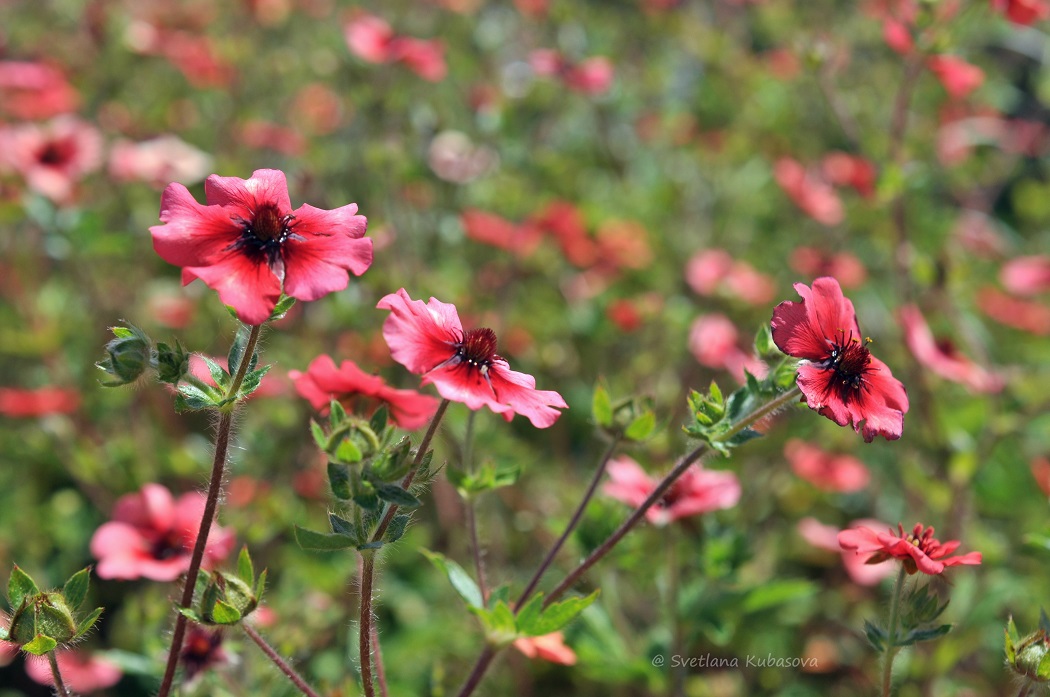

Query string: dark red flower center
455 327 499 372
149 530 186 561
228 202 303 267
180 627 225 679
36 138 76 167
824 330 873 391
901 523 938 557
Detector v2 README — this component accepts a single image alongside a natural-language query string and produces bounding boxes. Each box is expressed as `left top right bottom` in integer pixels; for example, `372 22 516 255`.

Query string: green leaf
75 607 104 639
238 365 272 399
293 526 356 552
211 600 242 625
327 462 352 500
384 514 411 544
254 569 268 603
328 513 357 538
592 385 613 427
236 548 254 586
310 421 327 450
62 567 90 611
1039 651 1050 681
373 482 421 509
624 411 656 441
897 624 952 647
741 579 815 613
329 400 347 428
201 356 230 390
178 607 204 623
175 383 217 412
269 296 296 320
488 585 511 610
864 620 886 652
469 601 518 646
446 464 469 492
111 326 134 339
334 438 363 464
8 566 38 610
709 381 723 405
369 405 389 436
23 634 58 656
516 590 600 637
227 325 258 377
422 550 483 608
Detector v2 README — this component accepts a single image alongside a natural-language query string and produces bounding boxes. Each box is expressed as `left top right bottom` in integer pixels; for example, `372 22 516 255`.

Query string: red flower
0 116 102 204
25 649 122 693
838 522 982 575
977 286 1050 335
784 439 870 492
149 169 372 325
771 277 909 442
899 304 1003 393
461 209 543 257
109 135 213 189
529 50 614 95
688 314 766 384
90 483 235 581
797 517 896 585
927 55 984 99
0 386 80 417
513 632 577 665
602 456 741 526
685 249 775 305
789 247 867 288
344 14 446 81
992 0 1050 24
0 61 79 120
773 158 844 226
376 289 567 427
290 354 440 430
1001 255 1050 296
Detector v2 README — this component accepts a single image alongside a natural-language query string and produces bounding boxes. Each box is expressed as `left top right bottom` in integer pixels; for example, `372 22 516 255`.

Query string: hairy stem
242 622 322 697
881 567 907 697
47 652 71 697
157 322 263 697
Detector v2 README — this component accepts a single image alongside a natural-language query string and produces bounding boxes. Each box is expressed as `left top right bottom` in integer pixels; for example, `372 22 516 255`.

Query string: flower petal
150 183 241 268
377 289 462 375
204 168 292 213
282 203 372 301
184 251 282 325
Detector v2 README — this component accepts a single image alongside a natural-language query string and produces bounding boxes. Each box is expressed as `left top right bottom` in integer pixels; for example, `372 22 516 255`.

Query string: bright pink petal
603 456 657 508
282 203 372 301
204 168 292 213
150 183 241 268
184 251 282 325
374 385 440 429
377 289 463 375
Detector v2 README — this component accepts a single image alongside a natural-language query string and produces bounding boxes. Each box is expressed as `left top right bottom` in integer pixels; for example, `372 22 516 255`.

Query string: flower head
149 169 371 325
0 115 102 204
513 632 577 665
90 483 235 581
797 517 896 585
602 456 740 526
771 277 909 442
838 522 982 575
290 354 440 430
25 649 122 693
376 289 567 427
899 304 1003 393
784 439 870 492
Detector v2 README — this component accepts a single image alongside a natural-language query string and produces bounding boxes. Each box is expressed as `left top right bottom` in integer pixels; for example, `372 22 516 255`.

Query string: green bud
97 323 152 386
155 339 190 385
8 591 77 647
1006 626 1050 683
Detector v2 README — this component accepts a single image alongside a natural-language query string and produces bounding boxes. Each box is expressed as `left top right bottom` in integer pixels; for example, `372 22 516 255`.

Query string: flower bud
97 324 152 386
1006 624 1050 683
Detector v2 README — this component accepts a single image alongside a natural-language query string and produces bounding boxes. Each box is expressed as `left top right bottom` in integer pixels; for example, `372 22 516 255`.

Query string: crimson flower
771 277 909 442
149 169 372 325
90 483 235 581
602 456 741 526
927 55 984 99
992 0 1050 25
773 157 844 226
513 632 577 665
838 523 982 576
376 289 567 428
797 517 896 586
784 439 870 492
0 386 80 417
290 354 440 430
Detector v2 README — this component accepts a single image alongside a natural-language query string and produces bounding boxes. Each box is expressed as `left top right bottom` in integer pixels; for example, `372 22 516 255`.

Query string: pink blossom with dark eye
377 289 567 428
838 522 982 575
899 304 1003 393
602 456 740 526
784 439 870 492
25 650 122 693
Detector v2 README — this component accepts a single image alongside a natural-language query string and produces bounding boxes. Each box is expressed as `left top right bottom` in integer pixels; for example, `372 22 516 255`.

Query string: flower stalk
242 622 322 697
882 567 907 697
47 652 71 697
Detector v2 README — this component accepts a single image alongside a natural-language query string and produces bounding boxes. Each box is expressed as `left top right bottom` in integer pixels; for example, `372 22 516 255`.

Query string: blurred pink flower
377 289 567 427
0 61 79 119
773 158 844 226
797 517 896 585
344 14 446 81
391 37 447 82
593 220 653 274
882 18 914 54
603 456 741 526
953 210 1006 257
688 314 766 384
899 304 1004 393
1031 456 1050 498
992 0 1050 24
25 649 121 693
181 626 228 680
90 483 235 581
928 55 984 99
239 120 306 156
1001 256 1050 296
0 387 80 417
150 168 371 325
977 286 1050 335
461 209 543 257
529 50 614 95
784 439 870 492
821 152 877 198
513 632 577 665
147 288 197 329
345 14 394 63
290 354 440 429
534 200 597 267
684 249 775 305
109 134 212 188
0 115 102 204
607 298 644 332
789 247 867 288
839 522 981 575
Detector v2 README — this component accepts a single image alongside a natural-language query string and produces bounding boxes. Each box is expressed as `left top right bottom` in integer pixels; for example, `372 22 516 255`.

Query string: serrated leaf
335 438 362 464
310 421 327 450
369 405 389 436
293 526 356 552
8 566 38 610
724 389 754 422
227 325 258 377
236 548 254 586
211 600 242 625
374 482 421 509
328 513 357 538
897 624 952 647
238 365 271 398
329 400 347 428
269 296 296 320
201 356 230 390
592 385 613 427
23 634 58 655
624 411 656 441
175 383 217 412
422 550 483 608
62 568 90 611
327 462 352 500
864 620 886 652
384 514 410 544
75 607 104 639
517 590 600 637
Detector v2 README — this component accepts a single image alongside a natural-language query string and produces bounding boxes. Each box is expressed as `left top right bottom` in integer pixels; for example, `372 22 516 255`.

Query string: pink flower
602 456 741 526
461 209 543 257
882 18 914 55
290 354 440 430
899 304 1004 393
784 439 870 492
25 649 122 693
0 61 79 120
344 14 446 81
238 120 306 156
345 14 395 63
90 483 235 581
821 152 877 198
688 314 766 384
771 277 909 442
977 286 1050 335
838 522 982 575
684 249 775 305
773 158 844 226
149 169 372 325
992 0 1050 24
376 289 567 427
797 517 896 585
534 201 596 267
108 134 213 189
529 50 614 95
1001 255 1050 296
513 632 577 665
0 115 102 204
928 55 984 99
0 387 80 417
789 247 867 288
390 37 447 82
1031 456 1050 498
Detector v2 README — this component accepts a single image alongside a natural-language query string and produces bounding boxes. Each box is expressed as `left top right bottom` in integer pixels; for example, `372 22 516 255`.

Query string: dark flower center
825 330 872 391
150 530 185 561
228 202 303 267
455 328 499 372
181 627 225 679
36 138 76 167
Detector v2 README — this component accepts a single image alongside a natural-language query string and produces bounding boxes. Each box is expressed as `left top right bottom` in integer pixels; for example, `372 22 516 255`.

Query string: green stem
882 567 907 697
668 529 684 697
157 322 264 697
47 652 71 697
461 412 489 601
242 622 322 697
